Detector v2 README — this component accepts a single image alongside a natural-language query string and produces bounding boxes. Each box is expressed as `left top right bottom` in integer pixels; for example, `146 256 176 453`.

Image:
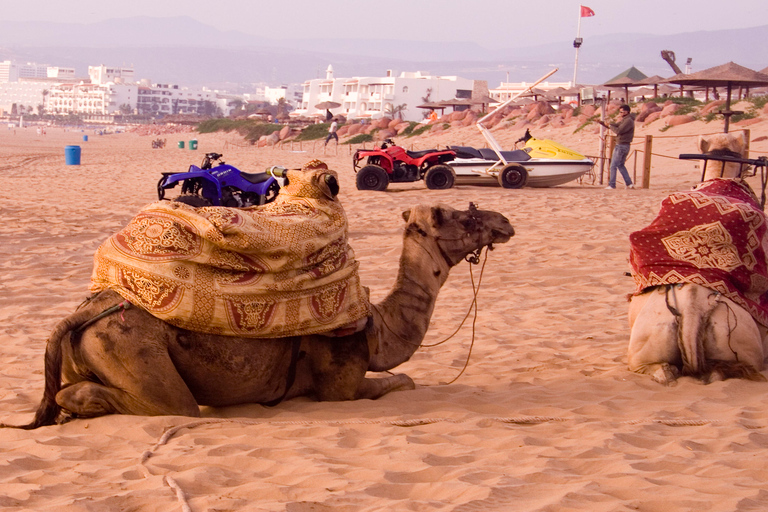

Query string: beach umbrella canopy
314 101 341 110
665 62 768 132
635 75 669 98
603 66 648 103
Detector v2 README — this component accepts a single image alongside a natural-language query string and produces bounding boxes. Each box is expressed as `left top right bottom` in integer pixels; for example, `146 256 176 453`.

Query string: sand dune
1 117 768 511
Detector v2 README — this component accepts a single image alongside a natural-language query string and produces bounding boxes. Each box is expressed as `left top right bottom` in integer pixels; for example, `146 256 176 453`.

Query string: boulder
642 112 662 124
450 110 467 122
336 125 349 137
394 122 411 134
374 128 397 140
346 123 363 136
581 104 596 117
430 123 445 133
375 117 392 129
660 103 680 117
388 118 401 130
665 114 696 127
278 125 291 140
635 104 662 122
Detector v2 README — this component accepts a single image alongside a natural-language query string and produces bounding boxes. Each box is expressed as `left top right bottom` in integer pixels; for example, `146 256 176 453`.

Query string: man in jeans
599 104 635 189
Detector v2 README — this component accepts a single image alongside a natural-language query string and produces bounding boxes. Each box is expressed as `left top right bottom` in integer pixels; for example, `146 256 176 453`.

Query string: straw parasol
603 66 648 103
635 75 668 98
665 62 768 132
314 101 341 110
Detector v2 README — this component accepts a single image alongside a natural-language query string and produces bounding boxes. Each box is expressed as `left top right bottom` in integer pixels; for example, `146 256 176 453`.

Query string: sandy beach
2 115 768 511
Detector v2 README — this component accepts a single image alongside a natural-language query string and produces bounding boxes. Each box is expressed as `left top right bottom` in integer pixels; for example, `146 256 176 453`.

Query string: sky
3 0 767 48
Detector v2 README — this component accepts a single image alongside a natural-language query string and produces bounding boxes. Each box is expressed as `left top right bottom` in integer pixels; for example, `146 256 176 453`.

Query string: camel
4 203 513 429
627 131 768 385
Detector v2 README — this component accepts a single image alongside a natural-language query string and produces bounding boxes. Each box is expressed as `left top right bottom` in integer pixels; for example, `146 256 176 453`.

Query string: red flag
580 5 595 17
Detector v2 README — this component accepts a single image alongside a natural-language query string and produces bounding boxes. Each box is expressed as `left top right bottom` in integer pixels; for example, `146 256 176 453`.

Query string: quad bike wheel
262 181 280 204
498 164 528 189
356 165 389 191
424 164 456 190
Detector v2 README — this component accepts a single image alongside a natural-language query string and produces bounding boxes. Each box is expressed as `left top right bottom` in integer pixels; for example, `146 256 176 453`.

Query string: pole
573 6 583 86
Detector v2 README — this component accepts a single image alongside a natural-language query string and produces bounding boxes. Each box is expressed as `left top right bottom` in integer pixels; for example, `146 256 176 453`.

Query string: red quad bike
353 138 457 191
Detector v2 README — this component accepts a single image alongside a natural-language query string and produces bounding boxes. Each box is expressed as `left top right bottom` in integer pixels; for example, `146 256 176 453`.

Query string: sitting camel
3 203 513 429
627 132 768 385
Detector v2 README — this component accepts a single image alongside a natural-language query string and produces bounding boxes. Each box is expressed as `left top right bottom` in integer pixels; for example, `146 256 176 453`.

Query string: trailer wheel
356 165 389 191
498 164 528 189
424 164 456 190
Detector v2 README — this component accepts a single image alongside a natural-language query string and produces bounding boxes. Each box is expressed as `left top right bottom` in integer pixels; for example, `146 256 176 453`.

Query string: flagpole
572 5 583 86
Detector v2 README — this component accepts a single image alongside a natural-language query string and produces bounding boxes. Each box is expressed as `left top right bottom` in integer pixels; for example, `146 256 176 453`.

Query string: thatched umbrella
603 66 648 103
666 61 768 132
635 75 668 98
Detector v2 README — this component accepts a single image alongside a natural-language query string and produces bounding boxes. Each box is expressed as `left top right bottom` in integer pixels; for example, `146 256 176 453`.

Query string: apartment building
294 65 477 122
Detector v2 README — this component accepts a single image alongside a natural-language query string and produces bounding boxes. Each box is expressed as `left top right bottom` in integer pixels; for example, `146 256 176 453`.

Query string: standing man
324 118 339 146
598 104 635 189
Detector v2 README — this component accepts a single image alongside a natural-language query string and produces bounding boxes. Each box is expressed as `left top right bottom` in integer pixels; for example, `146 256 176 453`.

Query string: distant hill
0 16 765 89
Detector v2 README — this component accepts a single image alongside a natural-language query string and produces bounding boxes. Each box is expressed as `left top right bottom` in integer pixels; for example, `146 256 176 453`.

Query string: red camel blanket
90 162 370 338
629 178 768 327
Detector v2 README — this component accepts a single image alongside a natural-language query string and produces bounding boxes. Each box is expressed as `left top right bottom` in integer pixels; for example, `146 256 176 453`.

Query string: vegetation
344 133 373 144
384 103 408 120
646 96 702 107
197 119 282 142
295 122 335 141
405 124 431 138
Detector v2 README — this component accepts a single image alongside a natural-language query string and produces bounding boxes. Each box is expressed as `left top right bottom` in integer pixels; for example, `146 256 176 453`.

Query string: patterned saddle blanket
629 178 768 327
90 163 370 338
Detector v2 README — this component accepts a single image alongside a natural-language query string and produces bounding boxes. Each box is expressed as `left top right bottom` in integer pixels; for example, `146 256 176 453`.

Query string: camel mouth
491 227 514 243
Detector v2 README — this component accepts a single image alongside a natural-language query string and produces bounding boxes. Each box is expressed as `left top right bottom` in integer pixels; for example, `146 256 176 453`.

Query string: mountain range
0 16 766 91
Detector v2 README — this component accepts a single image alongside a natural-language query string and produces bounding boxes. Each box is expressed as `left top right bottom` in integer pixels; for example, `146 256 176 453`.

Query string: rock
430 123 444 133
660 103 679 117
375 117 392 129
734 117 763 127
460 116 476 127
450 110 467 122
665 114 696 127
636 104 662 122
536 115 551 127
265 132 280 145
581 105 596 117
701 100 726 114
374 128 397 140
394 122 411 134
388 118 401 130
278 125 291 140
335 125 349 137
642 112 662 124
346 124 363 136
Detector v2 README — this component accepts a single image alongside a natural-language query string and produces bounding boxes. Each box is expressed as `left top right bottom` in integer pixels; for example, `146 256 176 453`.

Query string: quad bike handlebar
201 152 224 170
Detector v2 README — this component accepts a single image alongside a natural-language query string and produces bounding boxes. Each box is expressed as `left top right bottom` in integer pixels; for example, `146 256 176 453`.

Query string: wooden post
743 128 751 158
642 135 652 189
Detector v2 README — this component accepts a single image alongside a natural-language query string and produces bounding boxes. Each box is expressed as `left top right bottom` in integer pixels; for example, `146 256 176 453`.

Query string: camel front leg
355 373 415 400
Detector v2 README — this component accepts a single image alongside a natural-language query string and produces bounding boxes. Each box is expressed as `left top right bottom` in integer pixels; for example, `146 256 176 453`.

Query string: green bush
405 124 431 137
295 123 335 141
400 122 420 136
646 96 702 107
344 133 373 144
197 119 282 142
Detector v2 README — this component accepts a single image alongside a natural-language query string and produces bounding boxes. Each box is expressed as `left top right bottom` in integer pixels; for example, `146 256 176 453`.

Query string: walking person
598 104 635 189
324 118 339 146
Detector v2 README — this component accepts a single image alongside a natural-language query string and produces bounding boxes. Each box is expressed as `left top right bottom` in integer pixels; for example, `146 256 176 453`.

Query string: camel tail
675 285 710 376
2 310 94 430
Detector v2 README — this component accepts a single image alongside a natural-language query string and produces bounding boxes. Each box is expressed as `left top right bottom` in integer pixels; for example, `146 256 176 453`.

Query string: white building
0 81 50 114
46 82 137 117
489 81 573 103
294 65 478 122
89 65 135 85
136 82 221 116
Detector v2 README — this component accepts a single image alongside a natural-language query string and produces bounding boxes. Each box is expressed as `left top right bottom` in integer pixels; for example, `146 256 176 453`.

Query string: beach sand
1 117 768 511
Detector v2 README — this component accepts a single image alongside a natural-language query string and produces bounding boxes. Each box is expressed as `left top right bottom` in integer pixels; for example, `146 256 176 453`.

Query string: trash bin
189 140 198 150
178 141 185 149
65 145 81 165
83 135 88 142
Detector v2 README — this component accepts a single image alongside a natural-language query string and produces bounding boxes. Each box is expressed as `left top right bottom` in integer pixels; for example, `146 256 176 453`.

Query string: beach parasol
635 75 668 98
665 62 768 132
603 66 648 103
314 101 341 110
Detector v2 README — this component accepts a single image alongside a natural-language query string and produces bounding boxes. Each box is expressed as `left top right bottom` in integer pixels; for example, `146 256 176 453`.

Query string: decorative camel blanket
90 162 370 338
629 178 768 327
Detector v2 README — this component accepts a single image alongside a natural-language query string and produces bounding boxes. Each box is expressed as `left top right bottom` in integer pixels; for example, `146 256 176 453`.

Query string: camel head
401 203 514 267
698 132 748 180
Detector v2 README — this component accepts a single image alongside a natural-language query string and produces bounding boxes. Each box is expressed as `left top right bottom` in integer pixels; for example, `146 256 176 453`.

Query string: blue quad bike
157 152 282 207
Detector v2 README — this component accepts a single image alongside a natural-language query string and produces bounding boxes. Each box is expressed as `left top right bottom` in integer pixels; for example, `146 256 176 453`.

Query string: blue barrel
65 145 81 165
83 135 88 142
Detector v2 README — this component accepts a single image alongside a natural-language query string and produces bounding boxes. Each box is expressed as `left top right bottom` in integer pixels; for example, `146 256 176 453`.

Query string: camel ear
431 206 445 226
402 210 411 222
698 135 709 154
